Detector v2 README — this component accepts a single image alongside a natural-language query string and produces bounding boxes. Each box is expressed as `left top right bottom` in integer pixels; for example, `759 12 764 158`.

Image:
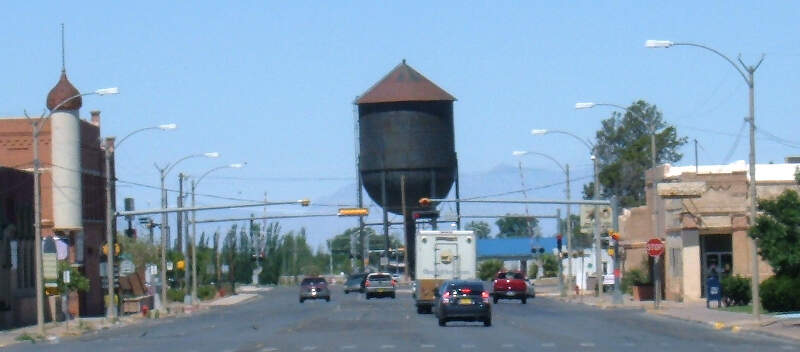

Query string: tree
586 100 687 207
478 259 503 281
749 189 800 277
495 215 539 238
465 221 491 239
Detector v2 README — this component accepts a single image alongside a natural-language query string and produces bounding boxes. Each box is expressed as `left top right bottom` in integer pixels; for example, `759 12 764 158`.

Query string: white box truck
413 230 476 314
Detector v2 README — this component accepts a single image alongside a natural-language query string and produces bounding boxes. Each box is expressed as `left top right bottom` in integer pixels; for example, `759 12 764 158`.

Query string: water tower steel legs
381 170 389 272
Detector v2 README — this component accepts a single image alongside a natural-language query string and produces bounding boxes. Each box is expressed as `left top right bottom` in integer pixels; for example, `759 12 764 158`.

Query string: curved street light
513 150 573 297
645 39 765 319
154 152 219 310
188 162 246 304
24 87 118 334
103 123 176 318
531 128 603 296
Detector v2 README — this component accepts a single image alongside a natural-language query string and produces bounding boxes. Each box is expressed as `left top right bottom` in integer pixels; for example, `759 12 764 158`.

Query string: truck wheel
391 293 396 299
417 306 425 314
299 298 304 303
483 317 492 327
521 297 527 304
344 290 349 294
438 318 447 327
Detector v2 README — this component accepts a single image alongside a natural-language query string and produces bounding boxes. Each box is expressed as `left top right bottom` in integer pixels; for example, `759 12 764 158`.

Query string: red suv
492 271 528 304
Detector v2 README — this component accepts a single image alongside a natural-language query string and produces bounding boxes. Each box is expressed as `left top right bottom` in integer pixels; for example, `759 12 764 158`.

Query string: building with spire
0 68 111 327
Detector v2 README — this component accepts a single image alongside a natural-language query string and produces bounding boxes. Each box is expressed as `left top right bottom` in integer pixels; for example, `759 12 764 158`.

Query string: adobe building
619 161 799 302
0 69 112 324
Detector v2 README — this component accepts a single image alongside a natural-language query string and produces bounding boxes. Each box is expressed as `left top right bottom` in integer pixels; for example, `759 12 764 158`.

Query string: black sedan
434 280 491 327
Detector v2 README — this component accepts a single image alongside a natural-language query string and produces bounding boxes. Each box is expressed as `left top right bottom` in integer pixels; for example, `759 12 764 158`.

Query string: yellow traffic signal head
299 199 311 207
419 198 431 207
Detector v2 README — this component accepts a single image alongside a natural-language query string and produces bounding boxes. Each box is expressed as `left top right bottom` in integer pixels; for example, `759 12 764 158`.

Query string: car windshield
301 278 326 285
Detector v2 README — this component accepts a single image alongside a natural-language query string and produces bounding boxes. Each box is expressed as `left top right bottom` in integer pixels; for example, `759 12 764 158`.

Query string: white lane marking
421 344 436 348
380 345 395 349
502 344 514 348
781 346 795 351
340 346 356 350
623 342 636 347
541 342 556 348
301 347 317 351
260 348 278 352
579 342 596 348
462 344 476 349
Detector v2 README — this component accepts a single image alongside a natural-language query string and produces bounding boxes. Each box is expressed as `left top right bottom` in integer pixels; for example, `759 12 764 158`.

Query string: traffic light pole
611 196 623 305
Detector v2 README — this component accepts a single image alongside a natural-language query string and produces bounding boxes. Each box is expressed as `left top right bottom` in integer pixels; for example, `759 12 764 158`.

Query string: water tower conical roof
356 60 455 104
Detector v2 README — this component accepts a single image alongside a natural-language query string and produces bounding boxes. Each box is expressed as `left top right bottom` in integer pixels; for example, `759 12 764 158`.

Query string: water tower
356 60 460 278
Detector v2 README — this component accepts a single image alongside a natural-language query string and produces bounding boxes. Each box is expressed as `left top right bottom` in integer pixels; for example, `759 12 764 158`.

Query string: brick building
0 70 112 324
619 161 798 302
0 167 34 328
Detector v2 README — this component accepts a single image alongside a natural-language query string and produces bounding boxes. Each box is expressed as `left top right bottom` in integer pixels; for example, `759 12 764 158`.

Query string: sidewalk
0 289 269 348
558 293 800 341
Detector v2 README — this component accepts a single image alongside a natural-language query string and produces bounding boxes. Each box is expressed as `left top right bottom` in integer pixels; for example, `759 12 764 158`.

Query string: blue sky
2 2 799 246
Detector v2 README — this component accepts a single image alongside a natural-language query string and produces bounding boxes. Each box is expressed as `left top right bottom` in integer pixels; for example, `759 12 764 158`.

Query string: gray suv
299 277 330 303
364 273 396 299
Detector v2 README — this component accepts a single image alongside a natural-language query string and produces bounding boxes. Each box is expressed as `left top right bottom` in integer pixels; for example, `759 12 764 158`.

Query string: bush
541 254 559 277
721 275 751 306
197 285 216 301
167 288 186 302
528 263 539 279
620 268 649 294
760 275 800 312
478 260 503 281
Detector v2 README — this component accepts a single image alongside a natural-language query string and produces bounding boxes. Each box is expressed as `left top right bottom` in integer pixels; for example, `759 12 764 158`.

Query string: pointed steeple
357 60 456 104
46 24 81 111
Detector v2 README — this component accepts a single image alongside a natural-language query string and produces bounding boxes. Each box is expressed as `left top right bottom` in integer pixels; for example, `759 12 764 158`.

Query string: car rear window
301 278 326 285
497 272 523 280
447 282 484 295
368 274 391 281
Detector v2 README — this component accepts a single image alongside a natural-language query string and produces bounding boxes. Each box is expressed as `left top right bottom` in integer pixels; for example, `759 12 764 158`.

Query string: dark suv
434 280 491 327
299 277 330 303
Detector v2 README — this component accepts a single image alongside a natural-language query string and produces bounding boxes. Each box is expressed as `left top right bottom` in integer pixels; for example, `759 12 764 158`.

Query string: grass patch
15 333 37 343
718 304 775 315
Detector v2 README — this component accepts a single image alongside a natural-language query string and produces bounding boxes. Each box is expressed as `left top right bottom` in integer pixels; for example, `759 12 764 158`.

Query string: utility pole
565 163 573 293
177 173 184 253
694 139 699 174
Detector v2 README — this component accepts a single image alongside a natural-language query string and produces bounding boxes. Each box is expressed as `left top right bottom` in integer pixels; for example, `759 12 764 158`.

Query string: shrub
760 275 800 312
528 263 539 279
620 268 649 294
721 275 751 306
197 285 216 300
478 260 503 281
541 254 559 277
167 288 186 302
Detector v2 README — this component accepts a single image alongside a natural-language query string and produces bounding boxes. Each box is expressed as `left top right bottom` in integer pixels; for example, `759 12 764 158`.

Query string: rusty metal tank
357 60 457 215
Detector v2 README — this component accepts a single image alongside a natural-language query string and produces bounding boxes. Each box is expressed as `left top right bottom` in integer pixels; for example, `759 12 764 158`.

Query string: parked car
344 273 367 294
299 277 330 303
434 280 491 327
364 273 396 299
492 271 528 304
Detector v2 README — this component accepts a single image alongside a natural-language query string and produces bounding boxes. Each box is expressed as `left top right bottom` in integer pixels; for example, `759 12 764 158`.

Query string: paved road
8 285 800 352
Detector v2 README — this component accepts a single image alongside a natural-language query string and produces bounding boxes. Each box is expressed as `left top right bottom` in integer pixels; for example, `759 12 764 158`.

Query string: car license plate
506 291 514 296
311 291 317 296
459 298 472 305
377 289 384 293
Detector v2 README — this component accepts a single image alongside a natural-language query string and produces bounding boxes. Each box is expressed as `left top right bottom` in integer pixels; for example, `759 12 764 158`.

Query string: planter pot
633 285 654 301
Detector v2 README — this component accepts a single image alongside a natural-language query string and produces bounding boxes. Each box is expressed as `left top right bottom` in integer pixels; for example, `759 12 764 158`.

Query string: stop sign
647 238 664 257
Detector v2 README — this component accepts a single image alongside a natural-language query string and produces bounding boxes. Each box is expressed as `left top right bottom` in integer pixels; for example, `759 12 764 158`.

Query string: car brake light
392 279 397 287
461 288 472 294
442 291 451 304
482 291 490 303
365 281 370 287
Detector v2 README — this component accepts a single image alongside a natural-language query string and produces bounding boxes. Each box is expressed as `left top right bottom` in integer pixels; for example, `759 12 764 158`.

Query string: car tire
417 306 424 314
325 296 330 302
521 297 527 304
366 294 371 300
344 290 349 294
483 317 492 327
299 298 304 303
438 318 447 327
493 296 498 304
391 293 396 299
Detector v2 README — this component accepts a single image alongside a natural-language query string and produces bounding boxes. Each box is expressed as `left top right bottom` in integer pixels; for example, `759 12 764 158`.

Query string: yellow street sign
338 208 369 217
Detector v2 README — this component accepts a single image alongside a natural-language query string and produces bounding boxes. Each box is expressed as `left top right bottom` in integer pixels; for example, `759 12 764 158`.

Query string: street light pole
646 39 765 319
26 87 118 334
103 123 175 320
189 163 245 304
531 129 601 295
511 150 571 295
154 152 219 311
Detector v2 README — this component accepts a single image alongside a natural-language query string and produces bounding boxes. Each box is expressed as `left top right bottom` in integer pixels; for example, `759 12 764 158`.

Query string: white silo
46 70 83 232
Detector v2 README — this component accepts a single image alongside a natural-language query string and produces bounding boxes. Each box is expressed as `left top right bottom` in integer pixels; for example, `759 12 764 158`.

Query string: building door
700 234 733 297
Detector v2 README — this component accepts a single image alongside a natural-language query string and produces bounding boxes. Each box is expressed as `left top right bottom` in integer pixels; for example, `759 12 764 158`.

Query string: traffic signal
556 234 563 252
418 198 432 207
609 231 620 241
124 228 136 237
299 199 311 207
413 210 439 219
